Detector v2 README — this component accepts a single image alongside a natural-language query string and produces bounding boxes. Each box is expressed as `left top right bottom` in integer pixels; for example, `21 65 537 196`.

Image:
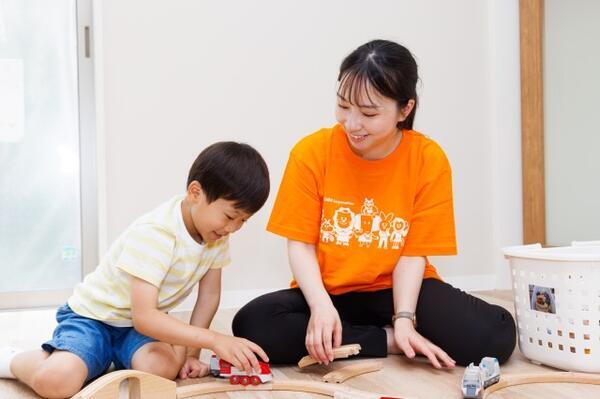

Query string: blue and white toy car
461 363 484 399
479 357 500 388
461 357 500 398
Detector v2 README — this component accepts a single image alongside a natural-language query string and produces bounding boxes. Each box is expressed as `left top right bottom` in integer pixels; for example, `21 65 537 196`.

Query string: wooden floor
1 290 600 398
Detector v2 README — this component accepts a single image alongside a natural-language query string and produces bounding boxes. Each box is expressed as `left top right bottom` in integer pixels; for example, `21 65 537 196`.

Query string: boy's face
184 181 252 244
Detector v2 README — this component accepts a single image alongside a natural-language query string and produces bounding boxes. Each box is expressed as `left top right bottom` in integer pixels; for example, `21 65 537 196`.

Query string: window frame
520 0 546 245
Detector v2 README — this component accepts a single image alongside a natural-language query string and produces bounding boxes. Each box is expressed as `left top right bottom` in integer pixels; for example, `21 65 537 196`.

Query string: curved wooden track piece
298 344 362 368
177 379 412 399
71 369 176 399
483 372 600 398
273 380 376 397
176 381 247 397
323 361 383 383
71 368 412 399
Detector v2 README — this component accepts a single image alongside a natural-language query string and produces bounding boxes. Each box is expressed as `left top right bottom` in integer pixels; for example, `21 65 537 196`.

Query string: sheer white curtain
0 0 82 293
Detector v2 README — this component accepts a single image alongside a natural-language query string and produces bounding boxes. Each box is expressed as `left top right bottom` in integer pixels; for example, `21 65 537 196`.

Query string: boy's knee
31 365 85 398
133 344 183 380
138 363 179 380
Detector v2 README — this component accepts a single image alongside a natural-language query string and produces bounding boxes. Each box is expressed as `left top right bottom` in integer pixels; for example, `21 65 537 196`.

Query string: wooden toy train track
70 369 413 399
483 372 600 398
298 344 362 368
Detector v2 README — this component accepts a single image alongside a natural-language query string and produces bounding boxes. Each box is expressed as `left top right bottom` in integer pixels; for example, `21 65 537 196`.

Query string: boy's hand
178 356 209 379
211 334 269 374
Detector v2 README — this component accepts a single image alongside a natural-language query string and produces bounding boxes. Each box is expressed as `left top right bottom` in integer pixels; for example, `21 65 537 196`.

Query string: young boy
0 141 270 398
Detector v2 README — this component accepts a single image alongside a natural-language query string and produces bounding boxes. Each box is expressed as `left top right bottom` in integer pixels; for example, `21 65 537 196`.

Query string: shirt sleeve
267 151 323 244
402 143 457 256
116 223 176 287
208 237 231 269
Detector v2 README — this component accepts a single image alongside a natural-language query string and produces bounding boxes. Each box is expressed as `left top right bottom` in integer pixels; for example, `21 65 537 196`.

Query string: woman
233 39 515 368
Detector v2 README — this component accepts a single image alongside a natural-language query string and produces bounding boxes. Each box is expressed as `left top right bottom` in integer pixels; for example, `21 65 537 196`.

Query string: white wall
93 0 522 298
488 0 523 289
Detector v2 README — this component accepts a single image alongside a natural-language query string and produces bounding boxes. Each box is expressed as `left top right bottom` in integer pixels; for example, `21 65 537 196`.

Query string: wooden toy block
298 343 362 368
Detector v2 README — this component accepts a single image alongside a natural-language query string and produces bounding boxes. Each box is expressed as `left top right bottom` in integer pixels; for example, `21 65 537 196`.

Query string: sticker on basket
529 285 556 314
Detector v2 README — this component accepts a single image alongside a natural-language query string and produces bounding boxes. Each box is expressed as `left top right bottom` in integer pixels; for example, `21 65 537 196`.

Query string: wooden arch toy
70 369 413 399
483 372 600 398
71 370 176 399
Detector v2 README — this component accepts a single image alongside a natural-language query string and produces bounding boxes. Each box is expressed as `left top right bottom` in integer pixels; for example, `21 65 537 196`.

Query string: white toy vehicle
461 357 501 398
479 357 500 388
461 363 484 399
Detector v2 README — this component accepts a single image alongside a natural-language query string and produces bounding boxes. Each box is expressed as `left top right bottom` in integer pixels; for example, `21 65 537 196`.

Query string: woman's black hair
338 39 419 130
187 142 270 214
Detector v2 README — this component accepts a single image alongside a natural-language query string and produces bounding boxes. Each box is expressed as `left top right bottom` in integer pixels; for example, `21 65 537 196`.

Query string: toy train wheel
240 376 250 386
229 375 240 385
250 375 261 385
210 370 220 377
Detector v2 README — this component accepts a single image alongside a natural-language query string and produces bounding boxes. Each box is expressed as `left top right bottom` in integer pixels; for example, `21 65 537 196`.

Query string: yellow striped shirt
68 195 230 327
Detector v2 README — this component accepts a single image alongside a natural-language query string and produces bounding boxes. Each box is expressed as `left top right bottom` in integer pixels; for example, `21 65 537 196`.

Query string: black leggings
232 279 516 366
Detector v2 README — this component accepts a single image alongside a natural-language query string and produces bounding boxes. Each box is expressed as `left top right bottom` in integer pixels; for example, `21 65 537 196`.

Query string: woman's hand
178 356 209 379
287 240 343 365
393 318 455 369
305 302 342 365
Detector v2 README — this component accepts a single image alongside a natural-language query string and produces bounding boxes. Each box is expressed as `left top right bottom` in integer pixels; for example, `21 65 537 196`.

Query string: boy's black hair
338 39 419 130
187 142 270 214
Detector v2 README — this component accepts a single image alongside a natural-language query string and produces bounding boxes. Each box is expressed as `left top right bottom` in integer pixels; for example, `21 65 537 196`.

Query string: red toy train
209 354 273 385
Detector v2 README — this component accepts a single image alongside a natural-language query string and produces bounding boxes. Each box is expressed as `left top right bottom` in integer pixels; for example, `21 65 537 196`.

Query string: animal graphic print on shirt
320 198 409 250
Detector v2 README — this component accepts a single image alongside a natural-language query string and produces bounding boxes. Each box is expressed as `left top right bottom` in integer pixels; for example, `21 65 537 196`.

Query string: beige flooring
1 290 600 398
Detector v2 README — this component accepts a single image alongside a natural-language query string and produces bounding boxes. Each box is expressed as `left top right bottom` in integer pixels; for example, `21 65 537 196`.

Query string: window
0 0 96 309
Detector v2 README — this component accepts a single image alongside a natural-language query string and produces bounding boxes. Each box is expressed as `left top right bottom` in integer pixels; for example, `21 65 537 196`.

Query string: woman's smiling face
334 79 414 160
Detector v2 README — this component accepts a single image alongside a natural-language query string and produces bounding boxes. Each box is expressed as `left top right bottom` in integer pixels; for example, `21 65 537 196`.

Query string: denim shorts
42 304 156 382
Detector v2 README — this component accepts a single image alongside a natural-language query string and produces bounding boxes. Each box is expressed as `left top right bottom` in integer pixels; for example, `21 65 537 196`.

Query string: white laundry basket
503 241 600 372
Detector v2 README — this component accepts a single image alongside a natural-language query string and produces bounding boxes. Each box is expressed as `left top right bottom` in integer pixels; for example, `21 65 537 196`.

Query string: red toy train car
209 354 273 385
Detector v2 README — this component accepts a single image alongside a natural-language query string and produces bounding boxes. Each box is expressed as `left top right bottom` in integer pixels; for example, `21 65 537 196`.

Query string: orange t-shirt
267 124 457 295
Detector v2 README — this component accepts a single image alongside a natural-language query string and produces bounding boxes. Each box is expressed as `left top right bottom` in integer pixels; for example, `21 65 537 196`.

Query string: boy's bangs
337 69 378 107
